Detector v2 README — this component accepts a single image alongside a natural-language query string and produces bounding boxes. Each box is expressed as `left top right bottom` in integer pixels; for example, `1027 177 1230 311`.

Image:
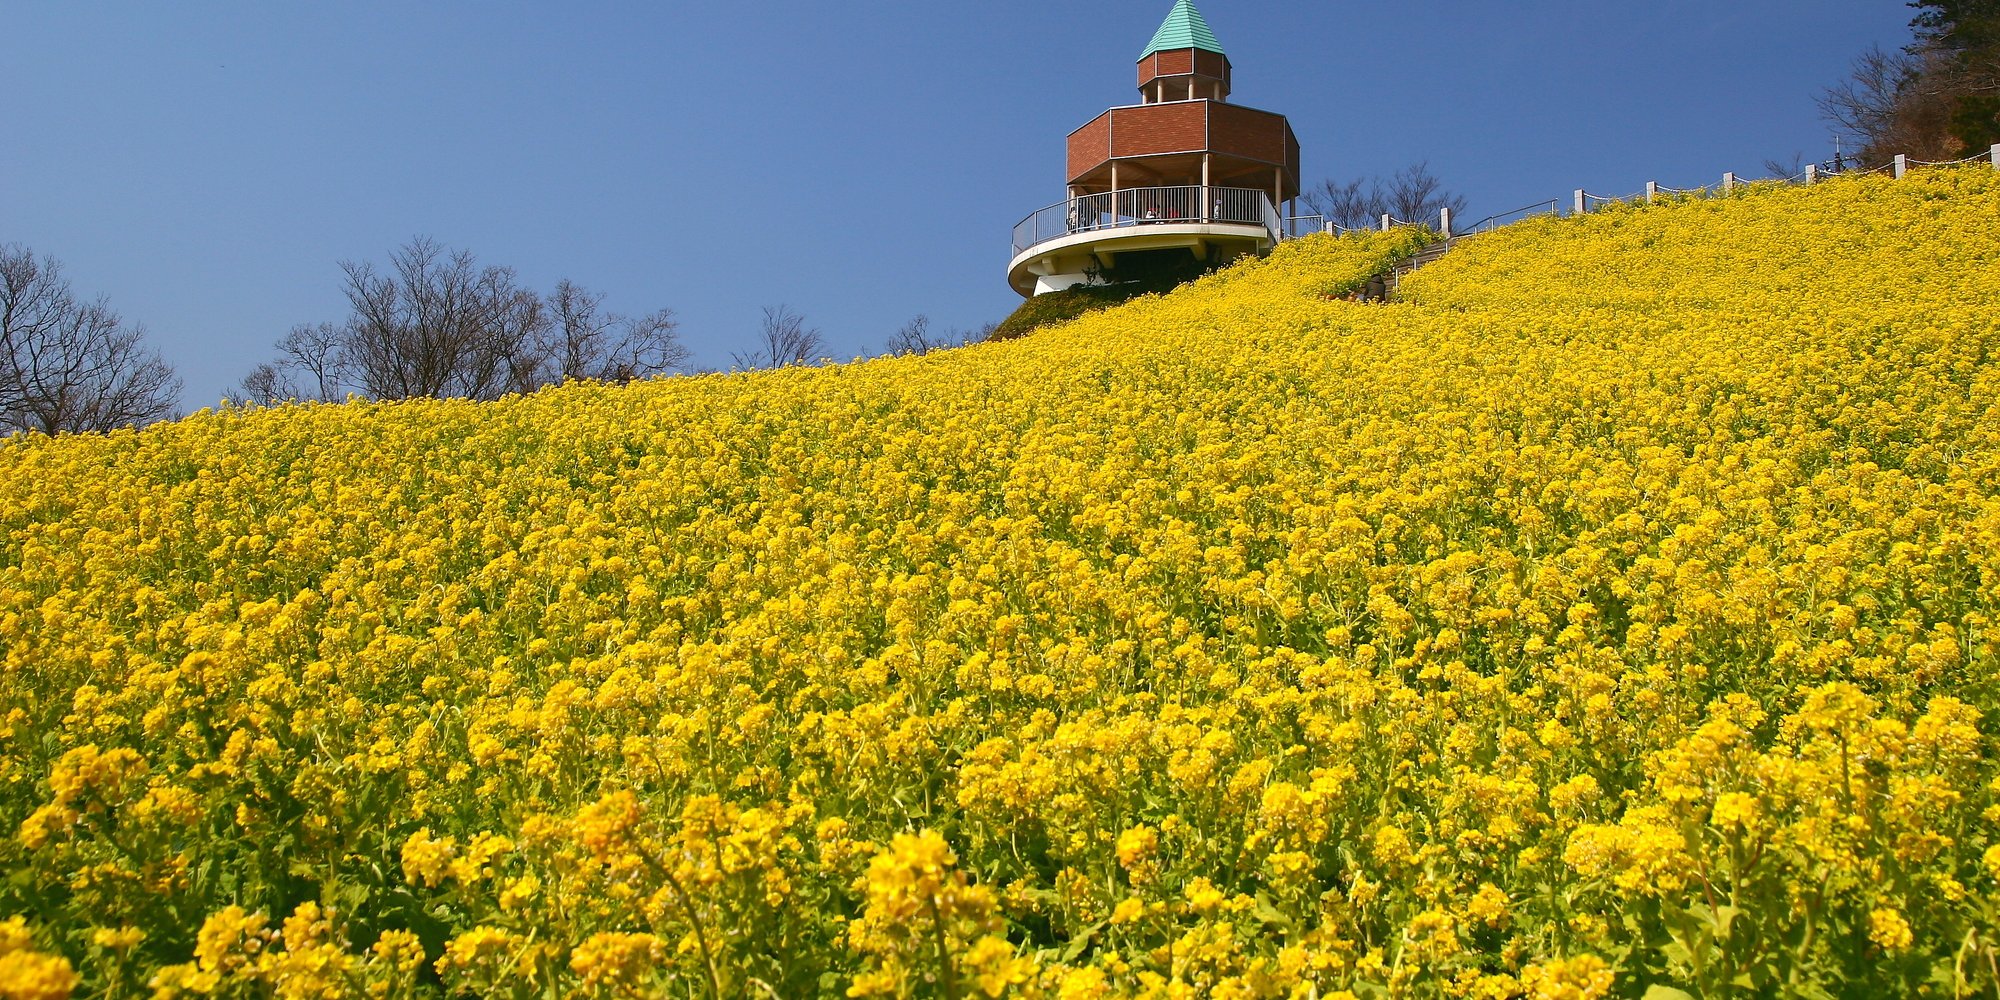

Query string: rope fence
1320 143 2000 243
1910 150 1996 167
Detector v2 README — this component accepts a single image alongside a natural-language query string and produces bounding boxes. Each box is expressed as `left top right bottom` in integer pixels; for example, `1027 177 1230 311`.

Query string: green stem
925 892 962 1000
637 847 726 1000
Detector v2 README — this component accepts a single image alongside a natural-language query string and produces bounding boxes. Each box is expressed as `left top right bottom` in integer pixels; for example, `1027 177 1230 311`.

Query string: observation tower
1007 0 1301 297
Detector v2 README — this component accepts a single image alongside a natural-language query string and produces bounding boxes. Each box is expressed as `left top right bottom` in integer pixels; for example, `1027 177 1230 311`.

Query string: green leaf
1660 940 1693 968
1250 892 1292 929
1061 920 1105 963
1642 987 1696 1000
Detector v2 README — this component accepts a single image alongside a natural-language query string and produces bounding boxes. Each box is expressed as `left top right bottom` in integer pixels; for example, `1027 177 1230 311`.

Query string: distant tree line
884 315 994 356
235 237 685 404
1302 161 1469 232
1817 0 1999 165
0 244 181 436
237 238 963 401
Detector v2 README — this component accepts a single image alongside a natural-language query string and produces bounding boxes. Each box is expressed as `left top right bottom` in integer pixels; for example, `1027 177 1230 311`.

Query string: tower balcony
1007 185 1280 297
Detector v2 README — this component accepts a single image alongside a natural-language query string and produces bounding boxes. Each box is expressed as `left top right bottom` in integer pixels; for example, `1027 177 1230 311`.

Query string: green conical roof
1139 0 1226 59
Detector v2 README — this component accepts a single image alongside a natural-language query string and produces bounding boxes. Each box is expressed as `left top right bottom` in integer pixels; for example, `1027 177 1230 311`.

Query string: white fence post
1440 207 1453 238
1991 143 1999 168
1574 189 1587 214
1722 171 1737 193
1805 164 1819 184
1894 154 1908 178
1380 213 1391 232
1645 181 1659 203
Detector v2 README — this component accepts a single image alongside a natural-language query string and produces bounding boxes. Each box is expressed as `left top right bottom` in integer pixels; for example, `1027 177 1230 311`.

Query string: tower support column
1110 162 1120 224
1201 154 1212 221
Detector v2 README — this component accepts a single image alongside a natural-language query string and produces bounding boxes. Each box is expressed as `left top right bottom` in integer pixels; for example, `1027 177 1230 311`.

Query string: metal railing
1011 185 1281 257
1014 145 2000 263
1455 199 1561 235
1282 215 1327 238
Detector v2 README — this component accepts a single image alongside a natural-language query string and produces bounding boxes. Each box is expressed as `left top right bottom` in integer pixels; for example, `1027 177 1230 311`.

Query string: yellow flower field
4 168 2000 998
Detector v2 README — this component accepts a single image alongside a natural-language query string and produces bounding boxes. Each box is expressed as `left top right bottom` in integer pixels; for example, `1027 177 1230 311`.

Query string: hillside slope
3 170 2000 998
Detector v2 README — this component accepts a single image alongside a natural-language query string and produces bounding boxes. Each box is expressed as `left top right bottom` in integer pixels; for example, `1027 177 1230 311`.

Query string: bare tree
0 244 181 435
732 305 825 369
541 280 686 384
1303 162 1467 231
1818 45 1961 164
1762 152 1809 178
238 239 687 403
278 322 349 401
231 362 298 407
231 322 348 405
1382 162 1469 225
885 314 979 356
338 237 546 401
1303 178 1376 231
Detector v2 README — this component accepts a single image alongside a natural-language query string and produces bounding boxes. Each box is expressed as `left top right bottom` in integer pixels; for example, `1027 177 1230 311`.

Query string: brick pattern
1137 48 1231 98
1194 50 1228 81
1065 103 1301 197
1209 104 1287 167
1067 114 1112 180
1109 103 1209 159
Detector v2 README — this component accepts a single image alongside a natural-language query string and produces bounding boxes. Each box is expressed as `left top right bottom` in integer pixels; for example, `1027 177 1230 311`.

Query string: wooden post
1991 143 1999 168
1645 181 1659 203
1894 154 1908 178
1805 164 1819 184
1574 189 1587 214
1723 171 1737 192
1380 213 1391 232
1439 207 1453 237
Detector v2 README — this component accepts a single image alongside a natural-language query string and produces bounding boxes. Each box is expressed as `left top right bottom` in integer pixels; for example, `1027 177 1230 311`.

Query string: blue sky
4 1 1912 406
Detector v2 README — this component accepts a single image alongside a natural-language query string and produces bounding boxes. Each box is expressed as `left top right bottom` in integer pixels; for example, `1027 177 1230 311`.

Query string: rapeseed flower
1 167 1999 996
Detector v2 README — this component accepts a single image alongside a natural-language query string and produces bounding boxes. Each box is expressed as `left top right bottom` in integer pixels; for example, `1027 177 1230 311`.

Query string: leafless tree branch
1302 162 1467 230
238 238 686 403
1 244 181 435
732 305 825 369
885 314 979 357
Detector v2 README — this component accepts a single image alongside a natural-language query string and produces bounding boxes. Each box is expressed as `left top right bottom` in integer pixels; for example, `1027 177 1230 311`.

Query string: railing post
1380 213 1391 232
1991 143 1999 169
1805 164 1819 184
1439 207 1452 238
1574 189 1586 214
1894 153 1908 178
1645 181 1659 203
1722 171 1737 193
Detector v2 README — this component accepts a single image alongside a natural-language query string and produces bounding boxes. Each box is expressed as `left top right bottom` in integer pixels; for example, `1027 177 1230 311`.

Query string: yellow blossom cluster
3 168 2000 997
